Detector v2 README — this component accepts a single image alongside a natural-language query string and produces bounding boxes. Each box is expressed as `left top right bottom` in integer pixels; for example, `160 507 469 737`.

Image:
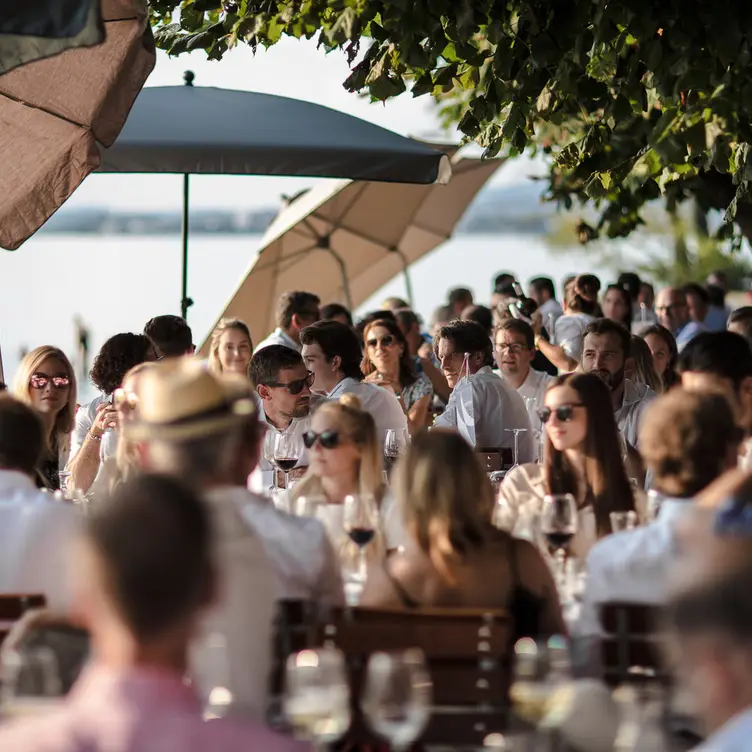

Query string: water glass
509 639 552 726
362 649 432 752
57 471 72 496
610 511 638 532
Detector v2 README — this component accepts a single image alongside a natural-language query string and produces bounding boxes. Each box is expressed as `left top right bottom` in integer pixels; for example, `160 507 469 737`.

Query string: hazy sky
67 37 543 212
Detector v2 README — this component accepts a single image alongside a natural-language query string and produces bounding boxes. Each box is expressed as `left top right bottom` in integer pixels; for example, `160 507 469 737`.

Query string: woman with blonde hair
626 334 664 394
360 430 565 636
208 318 253 377
13 346 77 490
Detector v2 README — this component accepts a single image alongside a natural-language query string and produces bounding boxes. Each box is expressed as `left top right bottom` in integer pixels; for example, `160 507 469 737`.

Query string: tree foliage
150 1 752 244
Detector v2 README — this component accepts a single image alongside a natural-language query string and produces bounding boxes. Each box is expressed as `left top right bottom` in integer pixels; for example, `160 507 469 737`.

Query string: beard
592 367 625 391
292 398 311 418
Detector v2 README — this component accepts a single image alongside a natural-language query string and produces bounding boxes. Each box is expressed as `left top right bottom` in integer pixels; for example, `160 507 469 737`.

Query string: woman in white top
13 346 77 490
499 372 636 558
290 394 402 552
207 318 253 378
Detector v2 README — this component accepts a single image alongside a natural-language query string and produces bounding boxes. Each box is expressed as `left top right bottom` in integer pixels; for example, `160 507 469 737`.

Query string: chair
477 448 514 472
316 607 514 747
599 602 665 687
0 595 46 645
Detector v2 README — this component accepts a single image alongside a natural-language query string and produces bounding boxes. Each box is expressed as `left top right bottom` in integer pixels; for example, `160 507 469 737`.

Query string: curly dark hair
90 333 154 395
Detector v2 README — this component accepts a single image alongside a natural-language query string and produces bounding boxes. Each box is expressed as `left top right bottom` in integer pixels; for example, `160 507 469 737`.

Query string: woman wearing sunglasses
360 430 566 636
362 319 433 433
499 373 636 558
12 346 77 490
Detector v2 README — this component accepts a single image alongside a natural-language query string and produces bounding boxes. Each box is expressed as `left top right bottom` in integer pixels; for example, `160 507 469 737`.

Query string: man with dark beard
580 318 656 449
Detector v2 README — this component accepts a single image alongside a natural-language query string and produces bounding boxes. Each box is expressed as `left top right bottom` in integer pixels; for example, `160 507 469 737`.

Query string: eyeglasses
303 429 342 449
537 403 585 424
29 373 70 390
264 371 314 395
495 343 528 354
113 388 138 411
655 303 686 313
366 335 395 349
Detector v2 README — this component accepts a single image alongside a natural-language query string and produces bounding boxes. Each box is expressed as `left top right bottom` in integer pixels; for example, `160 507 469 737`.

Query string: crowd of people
1 266 752 750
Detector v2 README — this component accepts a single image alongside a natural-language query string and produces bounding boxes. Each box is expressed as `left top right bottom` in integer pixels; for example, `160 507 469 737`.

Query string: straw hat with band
124 362 257 441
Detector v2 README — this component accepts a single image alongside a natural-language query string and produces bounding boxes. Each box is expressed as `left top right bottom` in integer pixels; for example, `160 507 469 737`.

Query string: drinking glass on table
284 648 351 750
540 494 578 586
273 432 300 491
504 428 527 471
0 648 63 719
509 638 552 727
343 493 379 583
362 649 432 752
610 511 638 532
384 429 408 473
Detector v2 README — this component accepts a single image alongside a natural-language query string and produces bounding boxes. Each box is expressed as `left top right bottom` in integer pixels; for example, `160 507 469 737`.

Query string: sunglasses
366 335 395 349
303 429 342 449
29 373 70 390
113 388 139 411
537 403 585 424
264 371 314 395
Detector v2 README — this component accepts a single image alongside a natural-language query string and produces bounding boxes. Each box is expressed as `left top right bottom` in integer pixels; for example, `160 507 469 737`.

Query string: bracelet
87 431 102 443
534 334 542 349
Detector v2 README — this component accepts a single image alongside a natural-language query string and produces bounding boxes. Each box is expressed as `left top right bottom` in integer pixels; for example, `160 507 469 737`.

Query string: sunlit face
602 289 629 324
259 365 311 420
581 332 626 391
27 357 71 417
218 328 252 375
644 332 671 376
495 329 534 378
543 385 588 452
365 325 403 373
301 342 339 394
437 338 467 389
307 410 361 479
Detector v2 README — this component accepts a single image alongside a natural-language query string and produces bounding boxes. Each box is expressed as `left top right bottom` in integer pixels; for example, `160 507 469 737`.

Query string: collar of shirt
695 708 752 751
0 469 37 497
275 328 300 351
620 378 653 408
327 376 361 398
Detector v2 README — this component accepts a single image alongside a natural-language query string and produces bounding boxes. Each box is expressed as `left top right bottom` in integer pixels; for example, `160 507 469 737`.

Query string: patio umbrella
97 74 452 319
0 0 155 251
198 148 504 352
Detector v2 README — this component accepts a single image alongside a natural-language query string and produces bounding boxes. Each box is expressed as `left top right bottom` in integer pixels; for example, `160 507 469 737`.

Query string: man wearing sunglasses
433 320 534 460
580 318 656 449
299 321 408 443
254 291 320 354
250 345 314 487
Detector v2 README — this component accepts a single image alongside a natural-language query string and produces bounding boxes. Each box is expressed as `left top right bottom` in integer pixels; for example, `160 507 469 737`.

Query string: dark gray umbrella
97 72 451 319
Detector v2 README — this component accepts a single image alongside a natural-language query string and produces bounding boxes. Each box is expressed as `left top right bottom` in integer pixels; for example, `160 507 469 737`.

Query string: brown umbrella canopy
199 150 504 352
0 0 155 251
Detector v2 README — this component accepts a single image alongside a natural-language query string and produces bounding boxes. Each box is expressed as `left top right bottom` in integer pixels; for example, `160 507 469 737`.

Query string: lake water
0 231 647 395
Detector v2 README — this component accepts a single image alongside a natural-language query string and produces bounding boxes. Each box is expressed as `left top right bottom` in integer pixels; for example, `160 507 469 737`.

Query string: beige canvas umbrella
199 149 505 352
0 0 155 250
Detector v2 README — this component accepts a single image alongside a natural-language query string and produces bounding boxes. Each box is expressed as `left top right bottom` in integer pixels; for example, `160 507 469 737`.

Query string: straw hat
124 361 256 441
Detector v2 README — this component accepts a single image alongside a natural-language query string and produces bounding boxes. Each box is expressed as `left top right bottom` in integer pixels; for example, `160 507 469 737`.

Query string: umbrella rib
249 242 320 275
0 89 89 132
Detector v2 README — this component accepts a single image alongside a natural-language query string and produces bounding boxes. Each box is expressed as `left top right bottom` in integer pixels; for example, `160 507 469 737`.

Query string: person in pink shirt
0 473 307 752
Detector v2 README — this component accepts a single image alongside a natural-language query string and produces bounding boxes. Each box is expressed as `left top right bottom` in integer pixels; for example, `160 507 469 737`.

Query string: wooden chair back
316 607 513 746
477 448 514 472
0 595 46 645
270 599 319 697
600 602 665 686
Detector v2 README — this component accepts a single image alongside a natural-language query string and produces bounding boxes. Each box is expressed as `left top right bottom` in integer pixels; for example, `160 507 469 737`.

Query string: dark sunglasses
30 373 70 390
264 371 314 395
537 403 584 424
366 335 395 349
303 429 342 449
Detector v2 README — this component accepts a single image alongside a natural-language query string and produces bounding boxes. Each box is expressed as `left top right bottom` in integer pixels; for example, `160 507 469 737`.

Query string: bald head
655 287 689 331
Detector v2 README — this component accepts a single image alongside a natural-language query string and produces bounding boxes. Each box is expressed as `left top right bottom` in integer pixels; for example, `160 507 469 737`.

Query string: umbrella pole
180 173 193 320
389 248 415 308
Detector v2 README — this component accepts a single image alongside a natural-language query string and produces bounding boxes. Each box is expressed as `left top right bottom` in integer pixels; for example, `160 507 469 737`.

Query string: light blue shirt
694 709 752 750
675 320 706 351
704 305 730 333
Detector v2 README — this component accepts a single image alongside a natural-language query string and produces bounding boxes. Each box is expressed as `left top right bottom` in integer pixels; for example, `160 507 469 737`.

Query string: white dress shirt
67 394 118 493
191 489 277 720
503 367 555 432
207 487 344 605
0 470 81 610
254 328 300 353
327 377 408 443
573 497 692 637
553 313 596 361
257 410 312 490
614 379 657 449
434 367 534 461
694 709 752 751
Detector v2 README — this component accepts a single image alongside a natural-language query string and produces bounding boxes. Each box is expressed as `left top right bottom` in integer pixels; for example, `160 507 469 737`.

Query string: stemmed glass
0 648 63 719
343 494 379 583
610 511 638 532
504 428 527 470
509 639 552 727
384 429 408 474
362 649 432 752
646 489 663 522
273 432 301 491
284 648 351 750
540 494 578 586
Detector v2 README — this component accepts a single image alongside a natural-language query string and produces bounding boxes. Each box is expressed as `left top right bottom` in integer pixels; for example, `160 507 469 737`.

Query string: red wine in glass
348 527 376 547
274 458 298 472
545 531 573 553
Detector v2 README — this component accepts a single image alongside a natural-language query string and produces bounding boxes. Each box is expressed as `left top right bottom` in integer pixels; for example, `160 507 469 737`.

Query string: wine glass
362 649 432 751
384 429 408 474
262 430 278 490
284 648 351 749
540 494 578 585
610 511 638 532
504 428 527 470
343 494 379 583
0 648 63 719
509 639 552 728
198 632 234 720
57 471 72 497
274 432 301 490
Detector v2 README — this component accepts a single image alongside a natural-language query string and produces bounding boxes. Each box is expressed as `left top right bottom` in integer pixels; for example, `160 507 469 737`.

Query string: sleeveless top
383 537 546 639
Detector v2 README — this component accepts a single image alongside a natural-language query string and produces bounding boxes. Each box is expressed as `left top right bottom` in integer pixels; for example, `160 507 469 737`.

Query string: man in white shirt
574 388 742 639
0 397 80 610
529 276 563 329
495 318 554 432
300 320 408 443
580 318 656 448
433 320 534 460
254 291 321 353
